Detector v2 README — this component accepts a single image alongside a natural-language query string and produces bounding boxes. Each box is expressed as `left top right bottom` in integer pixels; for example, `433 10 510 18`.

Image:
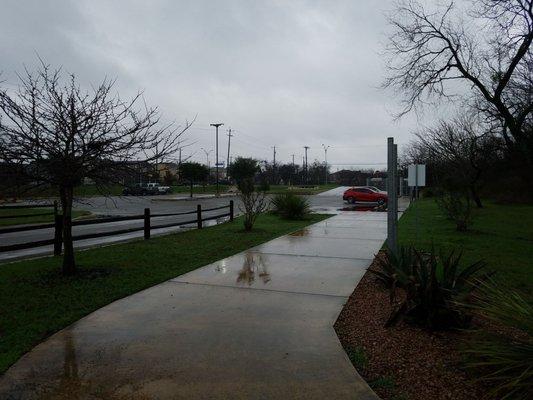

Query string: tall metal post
226 128 233 177
304 146 310 184
387 138 398 255
210 123 224 196
322 144 330 185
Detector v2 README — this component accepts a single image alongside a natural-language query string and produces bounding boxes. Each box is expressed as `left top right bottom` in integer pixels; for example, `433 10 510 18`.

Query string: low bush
271 193 310 220
258 177 270 192
463 279 533 400
370 246 487 330
435 190 473 231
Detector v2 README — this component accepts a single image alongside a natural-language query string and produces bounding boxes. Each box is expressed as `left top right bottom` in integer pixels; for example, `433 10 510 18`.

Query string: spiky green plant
270 193 310 220
463 279 533 400
372 246 487 330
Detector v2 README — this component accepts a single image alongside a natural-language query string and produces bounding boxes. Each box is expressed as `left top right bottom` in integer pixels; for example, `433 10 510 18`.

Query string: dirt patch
334 252 486 400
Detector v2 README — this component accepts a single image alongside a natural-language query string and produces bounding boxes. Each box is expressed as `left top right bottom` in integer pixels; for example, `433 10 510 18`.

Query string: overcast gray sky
1 0 424 170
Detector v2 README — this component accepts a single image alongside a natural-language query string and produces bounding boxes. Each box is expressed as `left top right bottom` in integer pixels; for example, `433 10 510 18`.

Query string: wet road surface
0 195 239 262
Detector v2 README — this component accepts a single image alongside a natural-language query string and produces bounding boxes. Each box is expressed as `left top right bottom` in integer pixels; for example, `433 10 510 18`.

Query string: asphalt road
0 187 389 262
0 195 241 262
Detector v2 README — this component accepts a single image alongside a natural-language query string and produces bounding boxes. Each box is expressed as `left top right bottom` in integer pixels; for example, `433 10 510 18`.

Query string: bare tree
384 0 532 146
413 115 502 208
0 62 192 274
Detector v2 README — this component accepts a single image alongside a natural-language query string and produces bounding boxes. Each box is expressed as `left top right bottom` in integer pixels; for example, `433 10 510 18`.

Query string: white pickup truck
146 182 172 195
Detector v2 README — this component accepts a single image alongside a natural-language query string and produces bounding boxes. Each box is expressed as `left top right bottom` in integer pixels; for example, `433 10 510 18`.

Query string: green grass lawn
267 183 339 195
8 183 338 199
0 212 329 373
170 184 231 195
0 208 90 227
398 199 533 294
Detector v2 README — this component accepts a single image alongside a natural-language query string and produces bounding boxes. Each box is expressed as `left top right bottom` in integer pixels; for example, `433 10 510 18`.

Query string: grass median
0 212 330 374
398 198 533 294
0 208 90 227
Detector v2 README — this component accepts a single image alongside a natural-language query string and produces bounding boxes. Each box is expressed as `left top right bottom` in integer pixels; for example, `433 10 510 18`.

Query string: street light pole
303 146 310 184
201 147 213 183
226 128 233 178
322 144 330 185
210 123 224 196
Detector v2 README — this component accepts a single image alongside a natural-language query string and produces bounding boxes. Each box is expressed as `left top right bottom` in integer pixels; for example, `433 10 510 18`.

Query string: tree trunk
60 185 76 275
470 187 483 208
190 180 193 198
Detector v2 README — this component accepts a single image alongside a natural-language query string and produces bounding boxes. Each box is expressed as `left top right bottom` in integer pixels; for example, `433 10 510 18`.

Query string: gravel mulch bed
334 252 487 400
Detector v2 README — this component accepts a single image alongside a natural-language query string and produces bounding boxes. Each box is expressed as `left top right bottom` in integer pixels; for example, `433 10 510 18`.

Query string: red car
343 187 388 205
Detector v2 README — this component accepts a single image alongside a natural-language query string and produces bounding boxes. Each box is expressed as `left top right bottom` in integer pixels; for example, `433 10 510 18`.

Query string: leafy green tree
179 162 208 197
228 157 259 191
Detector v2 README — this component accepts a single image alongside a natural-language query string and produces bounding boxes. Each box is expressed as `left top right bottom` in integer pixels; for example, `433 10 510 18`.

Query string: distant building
328 169 372 186
156 162 179 184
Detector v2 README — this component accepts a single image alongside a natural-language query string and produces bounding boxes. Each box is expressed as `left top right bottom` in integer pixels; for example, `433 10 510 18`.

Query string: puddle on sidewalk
339 204 386 212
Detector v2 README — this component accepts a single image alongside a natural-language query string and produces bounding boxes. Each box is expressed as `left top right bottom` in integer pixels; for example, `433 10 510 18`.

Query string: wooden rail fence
0 200 234 254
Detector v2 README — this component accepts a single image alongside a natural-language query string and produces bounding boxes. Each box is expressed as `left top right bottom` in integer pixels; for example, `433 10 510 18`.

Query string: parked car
343 187 388 205
365 186 387 194
122 183 158 196
147 182 172 195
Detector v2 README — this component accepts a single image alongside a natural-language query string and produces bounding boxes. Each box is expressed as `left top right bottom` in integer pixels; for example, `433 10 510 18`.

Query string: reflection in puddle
237 252 270 285
289 228 310 237
339 204 386 212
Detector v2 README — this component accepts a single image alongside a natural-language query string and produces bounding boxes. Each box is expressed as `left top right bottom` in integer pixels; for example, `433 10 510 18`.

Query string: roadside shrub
463 279 533 400
258 175 270 192
370 246 487 330
421 187 435 198
435 190 473 231
229 157 266 231
240 178 267 231
271 193 310 220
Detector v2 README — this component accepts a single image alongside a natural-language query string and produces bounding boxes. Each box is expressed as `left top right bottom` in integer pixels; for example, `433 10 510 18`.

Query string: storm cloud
1 0 423 169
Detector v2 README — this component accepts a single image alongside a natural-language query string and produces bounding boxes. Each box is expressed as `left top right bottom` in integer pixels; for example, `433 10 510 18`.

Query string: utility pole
210 123 224 196
303 146 310 184
226 128 233 178
289 154 295 186
272 145 276 184
322 144 330 185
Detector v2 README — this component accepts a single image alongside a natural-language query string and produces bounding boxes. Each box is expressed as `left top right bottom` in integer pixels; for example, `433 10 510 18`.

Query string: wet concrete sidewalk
0 211 387 400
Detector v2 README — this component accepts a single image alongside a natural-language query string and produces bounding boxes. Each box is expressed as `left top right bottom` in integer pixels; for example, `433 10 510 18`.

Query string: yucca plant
372 246 488 330
403 249 486 329
271 193 310 220
463 279 533 400
370 245 417 302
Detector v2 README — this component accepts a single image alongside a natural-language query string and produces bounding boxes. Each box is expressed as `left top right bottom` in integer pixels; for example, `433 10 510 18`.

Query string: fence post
144 208 151 240
197 204 202 229
53 213 63 256
229 200 234 222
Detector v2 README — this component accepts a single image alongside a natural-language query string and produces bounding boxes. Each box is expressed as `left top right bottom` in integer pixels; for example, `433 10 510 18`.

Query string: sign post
407 164 426 242
387 138 398 255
